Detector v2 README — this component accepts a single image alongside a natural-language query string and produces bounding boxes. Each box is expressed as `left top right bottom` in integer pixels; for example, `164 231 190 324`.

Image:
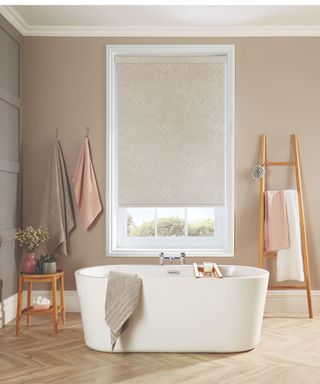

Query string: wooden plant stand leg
60 274 65 326
15 274 23 335
26 282 32 326
51 276 58 335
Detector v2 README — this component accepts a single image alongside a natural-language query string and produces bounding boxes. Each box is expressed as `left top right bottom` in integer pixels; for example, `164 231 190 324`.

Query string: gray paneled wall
0 15 22 300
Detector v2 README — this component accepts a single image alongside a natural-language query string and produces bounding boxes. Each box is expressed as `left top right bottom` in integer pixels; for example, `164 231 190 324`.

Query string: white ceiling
11 5 320 27
2 5 320 36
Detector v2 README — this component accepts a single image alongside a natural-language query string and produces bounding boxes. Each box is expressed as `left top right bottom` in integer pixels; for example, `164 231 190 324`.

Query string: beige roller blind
117 55 226 207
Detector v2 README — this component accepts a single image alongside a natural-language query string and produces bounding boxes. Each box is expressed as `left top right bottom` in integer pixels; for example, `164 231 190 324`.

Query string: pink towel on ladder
73 138 102 229
264 190 290 252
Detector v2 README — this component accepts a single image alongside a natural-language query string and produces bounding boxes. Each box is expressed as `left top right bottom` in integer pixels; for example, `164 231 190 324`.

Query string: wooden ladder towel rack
258 134 313 318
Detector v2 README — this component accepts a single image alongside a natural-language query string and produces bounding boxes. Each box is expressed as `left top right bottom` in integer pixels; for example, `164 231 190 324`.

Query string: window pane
127 208 155 237
187 208 215 237
157 208 185 237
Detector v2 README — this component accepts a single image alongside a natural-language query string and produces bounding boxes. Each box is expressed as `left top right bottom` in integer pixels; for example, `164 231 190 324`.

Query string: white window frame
106 44 235 257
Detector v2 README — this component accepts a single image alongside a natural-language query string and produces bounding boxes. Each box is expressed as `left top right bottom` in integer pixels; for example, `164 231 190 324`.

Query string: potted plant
16 225 49 273
41 254 57 274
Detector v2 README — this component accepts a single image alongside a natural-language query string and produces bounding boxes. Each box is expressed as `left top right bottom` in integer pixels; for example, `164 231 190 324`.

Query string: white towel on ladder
277 190 305 282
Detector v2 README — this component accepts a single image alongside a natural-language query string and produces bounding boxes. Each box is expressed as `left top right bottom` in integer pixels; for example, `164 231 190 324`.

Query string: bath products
33 296 50 305
193 263 223 278
33 296 51 310
203 262 213 275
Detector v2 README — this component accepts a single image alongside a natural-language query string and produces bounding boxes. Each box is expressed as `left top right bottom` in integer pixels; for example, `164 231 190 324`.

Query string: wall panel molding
0 293 17 327
0 88 21 109
0 11 22 301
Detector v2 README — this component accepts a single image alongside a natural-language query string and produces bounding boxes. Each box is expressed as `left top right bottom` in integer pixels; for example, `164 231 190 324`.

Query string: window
107 44 235 257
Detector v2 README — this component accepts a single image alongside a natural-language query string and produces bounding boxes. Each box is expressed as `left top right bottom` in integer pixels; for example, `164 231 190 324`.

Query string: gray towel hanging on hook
40 138 76 255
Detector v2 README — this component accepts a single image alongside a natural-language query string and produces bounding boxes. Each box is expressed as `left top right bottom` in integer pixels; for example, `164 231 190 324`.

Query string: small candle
203 262 213 274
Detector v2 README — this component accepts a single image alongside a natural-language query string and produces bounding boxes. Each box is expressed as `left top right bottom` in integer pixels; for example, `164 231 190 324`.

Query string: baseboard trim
19 289 320 315
0 293 18 327
0 290 79 328
1 289 318 327
28 289 319 315
265 290 320 315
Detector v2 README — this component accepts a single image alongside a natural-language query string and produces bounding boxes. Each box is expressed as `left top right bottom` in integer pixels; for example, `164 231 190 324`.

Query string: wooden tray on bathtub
193 263 223 279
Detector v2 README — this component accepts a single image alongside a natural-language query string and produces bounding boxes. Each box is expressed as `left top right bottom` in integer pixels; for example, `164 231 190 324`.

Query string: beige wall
22 37 320 290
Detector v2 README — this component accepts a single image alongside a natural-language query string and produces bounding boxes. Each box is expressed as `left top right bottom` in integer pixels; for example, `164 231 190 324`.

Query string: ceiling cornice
0 6 28 35
2 5 320 37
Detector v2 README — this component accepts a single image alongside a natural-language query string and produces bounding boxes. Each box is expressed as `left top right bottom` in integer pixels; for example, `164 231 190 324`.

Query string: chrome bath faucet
159 252 186 265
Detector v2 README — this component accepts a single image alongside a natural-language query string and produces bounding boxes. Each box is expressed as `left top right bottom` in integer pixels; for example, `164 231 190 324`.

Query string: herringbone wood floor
1 314 320 384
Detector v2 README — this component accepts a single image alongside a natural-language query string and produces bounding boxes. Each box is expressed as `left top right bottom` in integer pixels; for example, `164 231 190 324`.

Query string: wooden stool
16 270 65 335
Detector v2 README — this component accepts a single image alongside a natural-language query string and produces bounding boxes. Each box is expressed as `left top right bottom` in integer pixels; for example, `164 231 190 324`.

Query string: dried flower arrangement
16 225 49 253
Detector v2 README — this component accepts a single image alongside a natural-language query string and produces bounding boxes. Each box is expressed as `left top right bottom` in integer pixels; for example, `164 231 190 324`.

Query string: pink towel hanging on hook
73 137 102 229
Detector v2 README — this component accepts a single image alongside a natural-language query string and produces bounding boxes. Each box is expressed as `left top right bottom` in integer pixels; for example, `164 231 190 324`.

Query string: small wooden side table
16 270 65 335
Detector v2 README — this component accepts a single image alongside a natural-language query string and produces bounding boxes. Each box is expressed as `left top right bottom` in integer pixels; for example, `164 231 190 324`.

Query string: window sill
107 247 234 257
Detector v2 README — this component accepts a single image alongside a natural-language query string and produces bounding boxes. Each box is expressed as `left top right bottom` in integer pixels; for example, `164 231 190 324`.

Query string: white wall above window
106 44 235 257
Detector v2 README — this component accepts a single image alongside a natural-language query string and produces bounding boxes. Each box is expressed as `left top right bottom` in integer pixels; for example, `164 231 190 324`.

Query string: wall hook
85 126 89 138
55 126 59 139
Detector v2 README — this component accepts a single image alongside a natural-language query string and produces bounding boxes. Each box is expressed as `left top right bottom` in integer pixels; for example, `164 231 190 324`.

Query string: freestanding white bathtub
75 264 269 353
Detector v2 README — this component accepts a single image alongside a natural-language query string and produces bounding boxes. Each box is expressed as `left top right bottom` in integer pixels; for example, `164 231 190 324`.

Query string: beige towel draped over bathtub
105 271 142 351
